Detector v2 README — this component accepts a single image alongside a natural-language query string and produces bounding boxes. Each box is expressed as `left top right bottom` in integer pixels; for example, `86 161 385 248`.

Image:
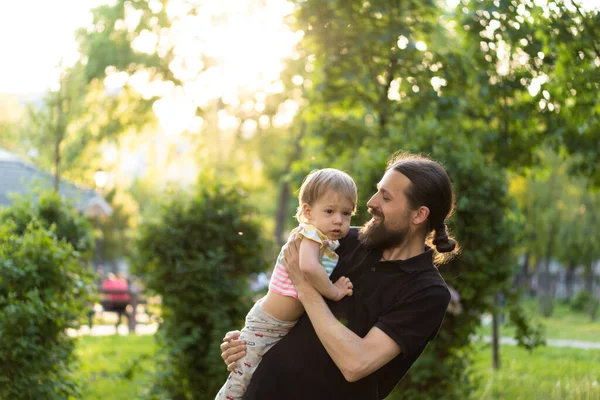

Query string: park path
479 335 600 350
69 325 600 350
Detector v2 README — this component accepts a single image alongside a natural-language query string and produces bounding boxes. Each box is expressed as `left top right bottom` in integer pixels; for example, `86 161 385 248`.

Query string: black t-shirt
244 228 451 399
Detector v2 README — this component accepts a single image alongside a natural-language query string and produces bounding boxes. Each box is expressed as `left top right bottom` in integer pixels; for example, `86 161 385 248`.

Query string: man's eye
383 197 390 201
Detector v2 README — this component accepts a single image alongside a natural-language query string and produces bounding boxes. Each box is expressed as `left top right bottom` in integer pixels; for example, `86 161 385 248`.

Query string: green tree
25 63 88 191
134 181 267 399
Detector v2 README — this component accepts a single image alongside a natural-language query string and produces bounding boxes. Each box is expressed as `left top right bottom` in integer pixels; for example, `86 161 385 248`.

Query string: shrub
571 290 599 321
0 221 93 399
134 182 267 399
1 190 95 257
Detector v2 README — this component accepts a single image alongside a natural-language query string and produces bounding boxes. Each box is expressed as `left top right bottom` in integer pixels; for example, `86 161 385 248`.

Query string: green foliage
0 220 93 399
1 190 95 259
96 188 139 262
570 290 598 313
134 181 266 399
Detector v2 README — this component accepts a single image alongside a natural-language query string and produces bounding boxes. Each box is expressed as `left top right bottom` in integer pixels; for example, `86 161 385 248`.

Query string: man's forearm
296 283 366 381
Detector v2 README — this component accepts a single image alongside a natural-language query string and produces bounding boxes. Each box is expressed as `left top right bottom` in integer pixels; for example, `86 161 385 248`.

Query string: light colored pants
215 298 297 400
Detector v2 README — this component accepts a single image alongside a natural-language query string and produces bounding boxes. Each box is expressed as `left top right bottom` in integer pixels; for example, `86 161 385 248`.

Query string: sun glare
123 0 302 135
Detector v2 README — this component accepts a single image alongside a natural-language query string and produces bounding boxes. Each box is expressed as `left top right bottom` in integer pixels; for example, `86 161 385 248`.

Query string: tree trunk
538 208 561 317
274 182 291 247
53 135 61 192
53 91 65 193
565 264 576 301
491 293 501 370
274 122 306 246
538 257 555 317
584 261 595 294
518 252 531 296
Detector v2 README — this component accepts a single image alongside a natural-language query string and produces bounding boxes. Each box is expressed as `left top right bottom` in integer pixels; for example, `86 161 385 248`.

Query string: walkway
479 336 600 350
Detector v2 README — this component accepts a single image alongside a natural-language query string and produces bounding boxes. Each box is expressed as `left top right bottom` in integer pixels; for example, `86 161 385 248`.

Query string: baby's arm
299 239 352 301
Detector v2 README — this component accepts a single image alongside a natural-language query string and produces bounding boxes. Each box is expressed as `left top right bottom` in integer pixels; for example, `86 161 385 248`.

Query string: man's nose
367 195 377 210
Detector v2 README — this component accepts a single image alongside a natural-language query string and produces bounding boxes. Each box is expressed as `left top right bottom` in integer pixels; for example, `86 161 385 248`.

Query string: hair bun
432 224 456 253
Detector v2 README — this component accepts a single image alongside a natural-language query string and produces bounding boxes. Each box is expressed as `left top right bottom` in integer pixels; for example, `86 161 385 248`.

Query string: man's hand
220 330 247 371
332 276 353 301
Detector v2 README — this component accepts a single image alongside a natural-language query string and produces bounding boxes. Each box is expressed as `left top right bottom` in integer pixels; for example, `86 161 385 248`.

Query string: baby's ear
301 203 311 220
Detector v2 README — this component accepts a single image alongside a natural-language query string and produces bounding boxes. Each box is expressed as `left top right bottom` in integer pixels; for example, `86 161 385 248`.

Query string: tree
134 181 267 399
459 0 600 182
25 63 87 191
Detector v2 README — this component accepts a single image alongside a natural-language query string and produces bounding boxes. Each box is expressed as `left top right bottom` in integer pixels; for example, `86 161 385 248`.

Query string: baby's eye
325 209 334 214
343 212 351 216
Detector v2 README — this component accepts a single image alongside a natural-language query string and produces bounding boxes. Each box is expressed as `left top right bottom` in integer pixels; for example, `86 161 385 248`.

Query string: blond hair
296 168 357 222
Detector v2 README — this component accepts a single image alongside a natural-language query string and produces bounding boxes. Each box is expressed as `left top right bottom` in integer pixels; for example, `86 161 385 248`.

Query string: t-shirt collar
375 246 435 273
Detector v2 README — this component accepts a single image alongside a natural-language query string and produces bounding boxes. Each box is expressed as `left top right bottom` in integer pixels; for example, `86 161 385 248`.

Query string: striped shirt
268 224 340 299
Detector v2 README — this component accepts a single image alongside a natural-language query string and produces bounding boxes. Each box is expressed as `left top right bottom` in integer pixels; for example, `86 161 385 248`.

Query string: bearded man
220 153 459 399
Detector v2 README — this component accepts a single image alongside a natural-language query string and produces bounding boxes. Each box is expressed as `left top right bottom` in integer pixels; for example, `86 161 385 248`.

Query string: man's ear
413 206 430 226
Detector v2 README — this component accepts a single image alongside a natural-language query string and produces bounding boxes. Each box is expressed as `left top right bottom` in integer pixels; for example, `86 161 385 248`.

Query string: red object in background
102 278 130 302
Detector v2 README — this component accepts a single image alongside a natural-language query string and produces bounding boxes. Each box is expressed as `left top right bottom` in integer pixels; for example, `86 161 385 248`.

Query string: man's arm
299 285 401 382
284 238 400 382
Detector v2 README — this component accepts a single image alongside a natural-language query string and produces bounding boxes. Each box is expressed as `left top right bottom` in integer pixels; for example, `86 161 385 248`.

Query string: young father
220 153 459 399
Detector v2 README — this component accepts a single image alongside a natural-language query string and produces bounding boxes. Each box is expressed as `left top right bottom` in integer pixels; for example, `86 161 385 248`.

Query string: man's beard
359 208 410 250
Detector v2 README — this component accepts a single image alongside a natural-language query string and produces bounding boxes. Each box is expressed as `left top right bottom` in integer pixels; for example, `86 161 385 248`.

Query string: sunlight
147 0 301 135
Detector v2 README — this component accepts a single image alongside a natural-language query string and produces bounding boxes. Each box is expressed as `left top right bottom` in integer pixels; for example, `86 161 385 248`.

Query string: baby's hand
332 276 353 301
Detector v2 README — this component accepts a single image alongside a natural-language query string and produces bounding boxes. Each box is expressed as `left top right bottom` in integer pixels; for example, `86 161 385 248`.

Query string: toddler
215 168 357 399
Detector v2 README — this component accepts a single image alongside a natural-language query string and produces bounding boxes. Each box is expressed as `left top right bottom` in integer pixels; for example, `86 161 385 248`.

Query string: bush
571 290 599 321
1 190 95 257
134 182 267 399
0 221 93 399
571 290 594 312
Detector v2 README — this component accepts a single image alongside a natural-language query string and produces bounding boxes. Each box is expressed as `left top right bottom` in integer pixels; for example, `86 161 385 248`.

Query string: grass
74 335 600 400
477 300 600 343
471 344 600 400
75 335 157 400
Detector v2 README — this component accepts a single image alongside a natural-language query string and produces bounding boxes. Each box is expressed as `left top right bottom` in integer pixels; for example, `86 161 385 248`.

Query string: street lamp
94 170 109 189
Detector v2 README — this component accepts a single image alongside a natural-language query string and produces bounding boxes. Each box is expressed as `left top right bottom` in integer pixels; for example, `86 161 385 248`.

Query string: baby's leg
214 299 296 400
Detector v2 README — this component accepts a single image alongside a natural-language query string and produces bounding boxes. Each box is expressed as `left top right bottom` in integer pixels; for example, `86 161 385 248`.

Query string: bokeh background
0 0 598 399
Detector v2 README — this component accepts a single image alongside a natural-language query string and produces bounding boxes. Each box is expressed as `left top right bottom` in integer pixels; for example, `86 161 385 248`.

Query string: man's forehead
378 169 411 192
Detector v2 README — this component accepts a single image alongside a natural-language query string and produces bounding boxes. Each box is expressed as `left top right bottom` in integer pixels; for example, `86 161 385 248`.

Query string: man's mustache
368 207 384 219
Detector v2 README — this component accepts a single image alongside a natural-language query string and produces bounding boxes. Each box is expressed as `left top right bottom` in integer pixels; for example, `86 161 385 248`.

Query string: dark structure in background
0 146 112 271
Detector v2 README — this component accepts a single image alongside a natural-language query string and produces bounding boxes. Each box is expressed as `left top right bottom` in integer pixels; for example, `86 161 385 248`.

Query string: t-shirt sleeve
374 285 451 359
297 224 326 247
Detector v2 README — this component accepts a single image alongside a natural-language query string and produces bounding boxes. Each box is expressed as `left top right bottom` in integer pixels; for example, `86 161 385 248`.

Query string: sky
0 0 597 94
0 0 99 93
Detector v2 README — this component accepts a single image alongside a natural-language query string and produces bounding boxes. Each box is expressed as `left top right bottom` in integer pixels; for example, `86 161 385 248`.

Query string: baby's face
306 190 354 240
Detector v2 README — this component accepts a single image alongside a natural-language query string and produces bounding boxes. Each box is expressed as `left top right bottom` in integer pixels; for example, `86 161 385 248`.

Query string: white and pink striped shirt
268 224 339 299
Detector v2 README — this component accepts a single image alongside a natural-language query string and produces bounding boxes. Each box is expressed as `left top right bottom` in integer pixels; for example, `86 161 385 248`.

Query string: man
220 153 459 399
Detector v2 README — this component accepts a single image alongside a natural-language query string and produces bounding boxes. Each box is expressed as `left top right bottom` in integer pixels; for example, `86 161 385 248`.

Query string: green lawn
75 335 157 400
471 344 600 400
477 301 600 342
75 335 600 399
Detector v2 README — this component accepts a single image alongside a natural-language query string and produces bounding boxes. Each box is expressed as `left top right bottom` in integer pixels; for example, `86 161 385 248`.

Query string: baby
215 168 357 399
